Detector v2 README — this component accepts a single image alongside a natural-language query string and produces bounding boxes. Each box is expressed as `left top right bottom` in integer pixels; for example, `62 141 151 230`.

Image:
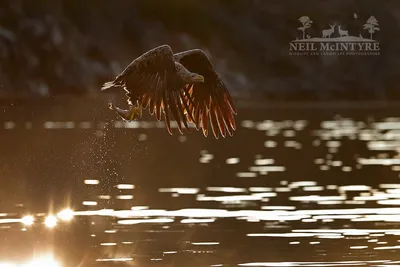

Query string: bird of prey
101 45 237 138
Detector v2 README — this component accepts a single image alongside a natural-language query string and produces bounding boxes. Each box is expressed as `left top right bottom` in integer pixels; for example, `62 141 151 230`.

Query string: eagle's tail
101 81 123 91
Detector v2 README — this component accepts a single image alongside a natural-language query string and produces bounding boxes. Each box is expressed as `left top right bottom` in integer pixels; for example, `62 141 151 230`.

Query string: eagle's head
188 73 204 83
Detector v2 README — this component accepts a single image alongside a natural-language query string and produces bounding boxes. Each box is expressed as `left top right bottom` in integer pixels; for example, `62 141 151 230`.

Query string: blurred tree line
0 0 399 101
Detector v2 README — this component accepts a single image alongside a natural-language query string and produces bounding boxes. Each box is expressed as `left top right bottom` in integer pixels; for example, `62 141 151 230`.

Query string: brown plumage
101 45 237 138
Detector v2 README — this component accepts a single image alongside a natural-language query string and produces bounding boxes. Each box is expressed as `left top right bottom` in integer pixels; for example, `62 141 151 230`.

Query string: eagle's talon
129 107 136 120
137 104 143 117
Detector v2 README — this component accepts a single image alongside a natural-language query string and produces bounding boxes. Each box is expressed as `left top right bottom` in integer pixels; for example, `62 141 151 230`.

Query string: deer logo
322 24 335 38
338 25 349 37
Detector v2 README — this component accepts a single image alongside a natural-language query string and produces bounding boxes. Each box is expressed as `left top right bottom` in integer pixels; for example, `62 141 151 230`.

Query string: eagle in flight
101 45 237 138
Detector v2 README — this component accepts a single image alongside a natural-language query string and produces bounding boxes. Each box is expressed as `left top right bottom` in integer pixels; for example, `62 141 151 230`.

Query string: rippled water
1 102 400 267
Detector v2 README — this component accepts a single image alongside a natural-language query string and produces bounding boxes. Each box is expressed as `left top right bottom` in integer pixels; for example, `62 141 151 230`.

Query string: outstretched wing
101 45 191 135
173 49 237 138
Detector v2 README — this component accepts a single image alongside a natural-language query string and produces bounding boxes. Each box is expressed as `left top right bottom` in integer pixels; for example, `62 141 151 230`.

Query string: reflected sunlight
57 209 74 221
0 255 61 267
44 215 57 228
20 216 34 226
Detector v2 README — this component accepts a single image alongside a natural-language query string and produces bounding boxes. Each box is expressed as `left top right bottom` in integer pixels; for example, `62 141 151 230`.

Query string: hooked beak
195 75 204 83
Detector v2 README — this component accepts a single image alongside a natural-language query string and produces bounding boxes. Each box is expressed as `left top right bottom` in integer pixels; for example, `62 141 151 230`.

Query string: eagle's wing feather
173 49 237 138
102 45 191 133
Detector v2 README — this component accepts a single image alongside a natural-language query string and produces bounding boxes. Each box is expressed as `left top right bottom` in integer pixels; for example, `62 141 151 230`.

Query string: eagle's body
101 45 237 138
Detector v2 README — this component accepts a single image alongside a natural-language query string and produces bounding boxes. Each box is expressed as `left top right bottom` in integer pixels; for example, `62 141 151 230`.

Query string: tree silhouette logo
363 16 380 40
289 14 380 56
298 16 313 40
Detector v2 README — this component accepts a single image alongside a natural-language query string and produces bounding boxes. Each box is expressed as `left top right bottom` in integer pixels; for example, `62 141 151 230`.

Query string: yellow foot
128 107 137 120
137 103 143 117
128 104 142 120
109 102 142 121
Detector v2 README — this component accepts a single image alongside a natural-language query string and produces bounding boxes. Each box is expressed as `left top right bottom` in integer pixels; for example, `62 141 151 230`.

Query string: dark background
1 0 399 102
1 1 400 266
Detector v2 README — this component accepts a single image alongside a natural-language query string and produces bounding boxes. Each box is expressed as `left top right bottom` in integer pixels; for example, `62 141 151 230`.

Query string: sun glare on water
0 255 61 267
